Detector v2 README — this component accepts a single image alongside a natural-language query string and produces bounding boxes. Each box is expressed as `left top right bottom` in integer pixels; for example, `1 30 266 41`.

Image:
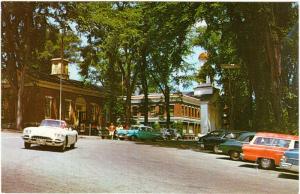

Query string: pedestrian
108 123 116 140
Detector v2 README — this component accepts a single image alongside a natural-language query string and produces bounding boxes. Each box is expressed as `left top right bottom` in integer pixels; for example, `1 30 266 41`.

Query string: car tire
24 142 31 149
229 151 240 161
259 158 274 170
70 137 76 149
213 145 219 153
70 143 75 149
59 137 67 152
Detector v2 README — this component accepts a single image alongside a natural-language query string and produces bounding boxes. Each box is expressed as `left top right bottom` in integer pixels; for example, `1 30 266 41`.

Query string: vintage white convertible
22 119 78 152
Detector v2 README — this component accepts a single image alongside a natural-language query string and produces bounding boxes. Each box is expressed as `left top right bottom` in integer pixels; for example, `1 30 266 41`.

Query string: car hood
284 149 299 158
25 126 66 137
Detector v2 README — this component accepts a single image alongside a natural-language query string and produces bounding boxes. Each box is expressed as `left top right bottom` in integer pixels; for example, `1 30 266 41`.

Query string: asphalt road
2 131 299 193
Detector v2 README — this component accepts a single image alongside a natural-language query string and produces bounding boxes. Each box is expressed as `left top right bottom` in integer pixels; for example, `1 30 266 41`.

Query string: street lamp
59 28 65 121
220 64 240 130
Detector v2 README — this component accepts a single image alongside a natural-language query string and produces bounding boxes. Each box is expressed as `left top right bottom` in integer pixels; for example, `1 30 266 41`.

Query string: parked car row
115 125 161 141
199 130 299 172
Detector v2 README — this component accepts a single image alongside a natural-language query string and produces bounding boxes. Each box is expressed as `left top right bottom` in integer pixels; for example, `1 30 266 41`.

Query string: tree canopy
2 2 298 133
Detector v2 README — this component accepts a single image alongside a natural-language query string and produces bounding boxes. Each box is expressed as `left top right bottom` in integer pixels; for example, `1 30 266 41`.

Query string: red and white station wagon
241 132 299 169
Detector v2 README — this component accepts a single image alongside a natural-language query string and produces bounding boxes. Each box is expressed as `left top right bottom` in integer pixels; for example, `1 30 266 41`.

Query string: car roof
255 132 298 140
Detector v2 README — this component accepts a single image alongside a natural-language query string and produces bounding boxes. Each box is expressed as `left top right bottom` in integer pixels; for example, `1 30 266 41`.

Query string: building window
90 103 97 122
65 100 72 120
185 106 188 117
45 96 53 119
170 105 174 117
181 105 184 116
150 106 156 117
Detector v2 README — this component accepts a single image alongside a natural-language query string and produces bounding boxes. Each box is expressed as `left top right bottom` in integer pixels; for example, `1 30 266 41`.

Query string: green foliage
194 2 298 132
152 122 161 130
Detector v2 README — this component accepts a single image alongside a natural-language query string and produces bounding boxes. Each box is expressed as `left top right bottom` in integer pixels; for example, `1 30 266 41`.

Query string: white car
22 119 78 152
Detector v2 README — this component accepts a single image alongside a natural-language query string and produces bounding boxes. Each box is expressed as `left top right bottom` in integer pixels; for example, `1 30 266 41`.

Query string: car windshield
40 120 65 128
236 133 254 142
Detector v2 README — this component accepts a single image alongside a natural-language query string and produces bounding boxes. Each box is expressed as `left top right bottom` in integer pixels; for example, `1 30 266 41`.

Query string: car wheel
213 145 219 153
70 144 75 149
59 137 67 152
229 151 240 161
259 158 274 170
24 142 31 149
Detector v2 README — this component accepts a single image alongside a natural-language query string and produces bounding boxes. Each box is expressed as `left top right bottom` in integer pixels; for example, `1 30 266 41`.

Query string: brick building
2 58 105 134
131 93 202 135
131 81 222 136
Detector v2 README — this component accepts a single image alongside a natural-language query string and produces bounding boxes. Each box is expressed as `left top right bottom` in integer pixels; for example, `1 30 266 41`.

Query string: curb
1 129 22 133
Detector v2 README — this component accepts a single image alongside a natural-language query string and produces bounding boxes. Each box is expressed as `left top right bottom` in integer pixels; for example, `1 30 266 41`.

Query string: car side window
253 137 273 146
294 141 299 149
272 139 290 148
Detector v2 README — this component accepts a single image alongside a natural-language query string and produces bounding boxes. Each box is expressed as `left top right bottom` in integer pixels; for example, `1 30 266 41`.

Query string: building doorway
75 97 86 133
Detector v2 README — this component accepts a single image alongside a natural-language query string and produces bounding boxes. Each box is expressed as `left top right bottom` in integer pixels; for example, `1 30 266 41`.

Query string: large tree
2 2 80 130
194 2 298 132
2 2 52 130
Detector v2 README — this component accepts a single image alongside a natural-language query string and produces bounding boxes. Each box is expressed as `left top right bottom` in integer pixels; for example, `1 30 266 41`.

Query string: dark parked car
219 132 256 160
98 129 109 139
198 130 248 153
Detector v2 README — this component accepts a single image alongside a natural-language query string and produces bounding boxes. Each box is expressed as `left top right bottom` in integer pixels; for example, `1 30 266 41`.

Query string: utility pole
59 29 64 121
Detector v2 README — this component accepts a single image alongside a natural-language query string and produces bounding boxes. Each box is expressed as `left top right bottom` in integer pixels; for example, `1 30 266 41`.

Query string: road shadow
133 140 211 153
278 173 299 180
21 145 77 153
239 163 259 169
216 156 232 161
239 163 299 175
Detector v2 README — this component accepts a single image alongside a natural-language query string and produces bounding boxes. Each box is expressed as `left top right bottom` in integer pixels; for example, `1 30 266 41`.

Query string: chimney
51 58 69 79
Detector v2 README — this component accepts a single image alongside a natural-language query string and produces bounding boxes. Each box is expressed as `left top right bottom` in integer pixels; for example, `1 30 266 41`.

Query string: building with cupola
2 58 105 134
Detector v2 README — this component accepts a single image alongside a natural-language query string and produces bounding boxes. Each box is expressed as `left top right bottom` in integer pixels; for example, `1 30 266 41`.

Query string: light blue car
116 125 161 141
116 125 147 140
280 148 299 172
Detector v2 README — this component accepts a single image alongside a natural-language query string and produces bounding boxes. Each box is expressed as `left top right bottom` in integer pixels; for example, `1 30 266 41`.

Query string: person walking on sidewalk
108 123 116 140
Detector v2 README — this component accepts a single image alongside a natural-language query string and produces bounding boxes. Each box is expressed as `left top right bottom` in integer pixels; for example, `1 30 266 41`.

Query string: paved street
2 131 299 193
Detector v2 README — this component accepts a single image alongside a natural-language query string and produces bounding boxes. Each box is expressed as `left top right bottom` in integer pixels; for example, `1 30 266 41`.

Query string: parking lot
2 131 299 193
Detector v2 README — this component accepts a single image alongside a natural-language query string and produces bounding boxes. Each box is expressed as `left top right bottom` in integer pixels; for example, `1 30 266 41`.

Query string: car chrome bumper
280 161 299 172
22 136 64 146
240 153 244 160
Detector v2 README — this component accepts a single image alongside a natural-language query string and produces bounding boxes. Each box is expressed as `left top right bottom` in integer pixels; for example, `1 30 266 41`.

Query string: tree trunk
164 85 171 129
265 19 283 129
141 51 149 125
16 68 26 131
